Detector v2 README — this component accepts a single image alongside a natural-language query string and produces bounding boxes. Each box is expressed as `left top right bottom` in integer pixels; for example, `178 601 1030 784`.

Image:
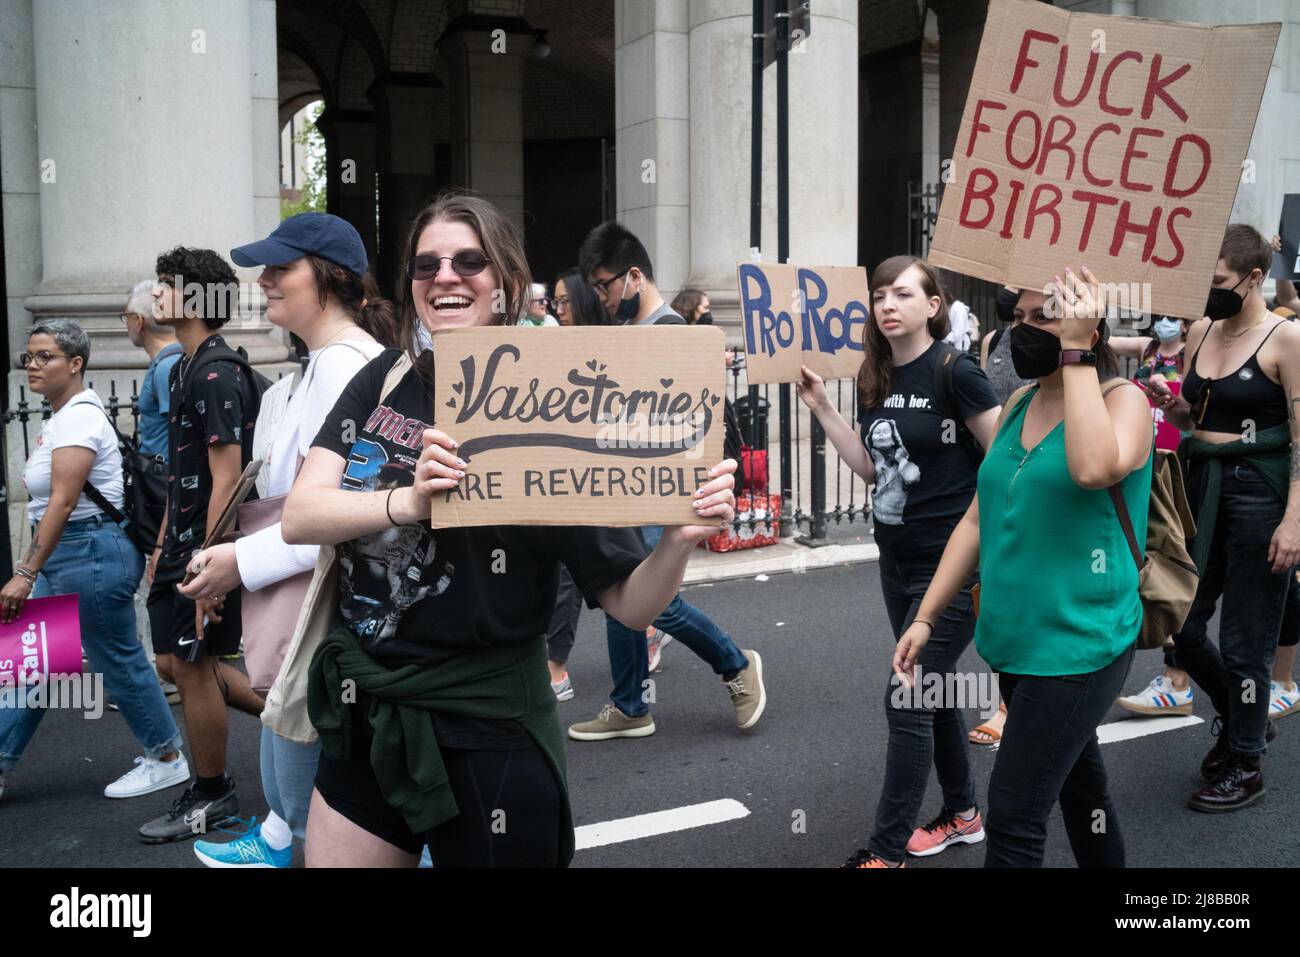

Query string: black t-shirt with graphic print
312 349 648 668
156 335 259 583
857 340 999 556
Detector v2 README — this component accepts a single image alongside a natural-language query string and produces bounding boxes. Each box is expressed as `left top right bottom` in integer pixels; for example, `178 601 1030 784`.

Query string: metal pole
776 0 796 538
750 0 764 525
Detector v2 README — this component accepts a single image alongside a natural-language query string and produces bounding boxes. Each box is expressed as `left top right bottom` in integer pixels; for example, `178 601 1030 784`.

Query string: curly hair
155 246 239 329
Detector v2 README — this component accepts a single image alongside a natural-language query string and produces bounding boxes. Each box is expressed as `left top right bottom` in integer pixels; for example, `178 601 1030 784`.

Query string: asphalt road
2 561 1294 869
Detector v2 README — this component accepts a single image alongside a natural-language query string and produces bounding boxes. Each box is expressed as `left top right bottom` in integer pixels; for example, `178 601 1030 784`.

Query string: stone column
318 109 380 275
436 21 530 227
23 0 289 368
687 0 859 339
614 0 691 296
368 75 440 296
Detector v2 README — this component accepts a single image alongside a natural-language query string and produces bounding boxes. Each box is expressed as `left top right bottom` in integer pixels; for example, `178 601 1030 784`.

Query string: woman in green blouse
893 267 1154 867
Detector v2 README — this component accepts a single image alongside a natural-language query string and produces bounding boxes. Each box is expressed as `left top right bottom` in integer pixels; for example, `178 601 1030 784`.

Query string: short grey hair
29 318 91 373
125 279 167 333
530 283 547 299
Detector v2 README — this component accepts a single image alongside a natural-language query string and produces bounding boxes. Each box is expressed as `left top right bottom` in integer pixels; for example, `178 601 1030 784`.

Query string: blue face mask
1152 318 1183 342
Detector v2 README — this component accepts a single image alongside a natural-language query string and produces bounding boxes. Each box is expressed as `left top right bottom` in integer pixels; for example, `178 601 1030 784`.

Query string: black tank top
1181 320 1288 432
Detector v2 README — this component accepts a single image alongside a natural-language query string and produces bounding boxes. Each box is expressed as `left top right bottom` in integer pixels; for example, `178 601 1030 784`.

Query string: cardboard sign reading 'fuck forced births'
927 0 1278 320
736 261 870 384
429 326 726 527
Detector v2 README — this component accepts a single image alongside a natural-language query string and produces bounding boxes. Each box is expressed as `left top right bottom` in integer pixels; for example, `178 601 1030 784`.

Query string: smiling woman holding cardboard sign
276 194 737 868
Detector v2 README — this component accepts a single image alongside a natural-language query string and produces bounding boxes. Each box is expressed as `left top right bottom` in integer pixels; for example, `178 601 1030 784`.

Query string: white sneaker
104 752 190 799
1269 680 1300 719
647 628 673 673
1116 674 1193 716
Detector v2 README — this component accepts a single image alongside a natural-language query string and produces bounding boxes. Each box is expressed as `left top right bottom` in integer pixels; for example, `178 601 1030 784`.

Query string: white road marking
575 798 750 851
1097 714 1204 744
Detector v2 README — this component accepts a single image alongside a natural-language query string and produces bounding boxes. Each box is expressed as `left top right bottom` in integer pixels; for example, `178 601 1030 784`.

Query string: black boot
1201 716 1276 780
1188 755 1265 813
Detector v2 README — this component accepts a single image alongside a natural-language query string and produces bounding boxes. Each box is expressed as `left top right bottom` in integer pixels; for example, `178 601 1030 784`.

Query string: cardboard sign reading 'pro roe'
430 326 726 527
737 262 869 384
928 0 1278 319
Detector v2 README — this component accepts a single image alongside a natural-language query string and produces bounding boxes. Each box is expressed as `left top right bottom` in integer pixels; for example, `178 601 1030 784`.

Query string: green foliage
281 101 327 220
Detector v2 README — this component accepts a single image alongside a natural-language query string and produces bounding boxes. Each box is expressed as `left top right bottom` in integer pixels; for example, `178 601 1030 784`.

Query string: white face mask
414 323 433 353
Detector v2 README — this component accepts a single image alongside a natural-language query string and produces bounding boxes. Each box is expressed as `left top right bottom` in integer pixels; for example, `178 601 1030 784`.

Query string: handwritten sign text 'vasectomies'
737 261 870 384
429 326 727 527
927 0 1278 320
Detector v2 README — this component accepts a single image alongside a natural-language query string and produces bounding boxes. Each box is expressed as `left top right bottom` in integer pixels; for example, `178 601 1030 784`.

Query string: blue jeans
0 516 181 772
604 526 749 718
1173 462 1292 757
259 724 320 842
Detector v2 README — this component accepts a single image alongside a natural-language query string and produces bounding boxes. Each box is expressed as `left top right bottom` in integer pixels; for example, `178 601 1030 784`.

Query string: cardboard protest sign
0 594 81 686
736 261 869 384
928 0 1279 319
1269 194 1300 281
429 326 727 527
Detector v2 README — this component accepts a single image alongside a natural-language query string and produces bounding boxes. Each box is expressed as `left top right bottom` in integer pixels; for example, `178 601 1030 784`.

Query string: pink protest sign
0 594 82 687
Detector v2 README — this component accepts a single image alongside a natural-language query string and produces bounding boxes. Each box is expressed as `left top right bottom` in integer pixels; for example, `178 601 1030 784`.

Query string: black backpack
84 343 270 555
83 407 168 555
930 343 985 467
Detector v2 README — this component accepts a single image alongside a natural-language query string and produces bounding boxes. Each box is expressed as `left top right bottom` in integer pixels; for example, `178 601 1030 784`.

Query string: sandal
968 701 1007 748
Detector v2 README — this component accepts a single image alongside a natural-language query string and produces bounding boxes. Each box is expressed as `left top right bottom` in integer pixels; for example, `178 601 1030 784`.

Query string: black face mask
696 310 713 325
1010 323 1063 379
1204 273 1252 321
616 274 641 323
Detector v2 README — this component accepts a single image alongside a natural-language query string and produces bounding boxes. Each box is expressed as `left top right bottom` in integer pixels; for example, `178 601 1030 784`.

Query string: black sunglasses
406 250 491 281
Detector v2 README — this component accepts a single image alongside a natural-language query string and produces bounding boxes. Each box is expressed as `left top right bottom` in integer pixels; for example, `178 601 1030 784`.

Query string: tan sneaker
567 703 656 741
727 650 766 730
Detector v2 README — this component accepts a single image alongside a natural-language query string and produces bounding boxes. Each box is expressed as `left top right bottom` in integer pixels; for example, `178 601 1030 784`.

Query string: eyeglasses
118 313 138 324
406 250 491 281
591 270 629 298
554 297 571 312
532 297 550 308
20 351 68 368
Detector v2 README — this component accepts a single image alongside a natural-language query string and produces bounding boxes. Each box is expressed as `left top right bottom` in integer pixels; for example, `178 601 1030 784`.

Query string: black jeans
985 643 1135 868
868 548 978 861
1173 462 1291 757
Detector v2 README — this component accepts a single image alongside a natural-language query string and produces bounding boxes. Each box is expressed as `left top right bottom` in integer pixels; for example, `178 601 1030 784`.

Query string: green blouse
974 387 1153 676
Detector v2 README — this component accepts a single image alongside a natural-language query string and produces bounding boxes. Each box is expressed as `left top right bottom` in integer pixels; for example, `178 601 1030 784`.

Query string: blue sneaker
193 818 291 869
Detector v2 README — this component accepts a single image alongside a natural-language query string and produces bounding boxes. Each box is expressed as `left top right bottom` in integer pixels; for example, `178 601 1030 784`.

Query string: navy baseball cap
231 213 368 277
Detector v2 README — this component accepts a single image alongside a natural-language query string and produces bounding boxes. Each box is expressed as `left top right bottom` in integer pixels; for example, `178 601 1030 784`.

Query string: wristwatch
1059 349 1098 367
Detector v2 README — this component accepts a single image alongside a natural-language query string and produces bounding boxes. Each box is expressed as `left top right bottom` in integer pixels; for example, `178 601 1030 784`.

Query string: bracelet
912 618 935 632
385 487 400 527
15 566 37 584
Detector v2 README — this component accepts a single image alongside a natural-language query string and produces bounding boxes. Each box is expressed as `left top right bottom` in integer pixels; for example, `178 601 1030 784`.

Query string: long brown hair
856 256 950 408
304 255 401 349
397 191 532 355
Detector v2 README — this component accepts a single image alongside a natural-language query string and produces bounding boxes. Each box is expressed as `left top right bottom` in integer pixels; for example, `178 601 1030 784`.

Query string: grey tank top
985 326 1031 404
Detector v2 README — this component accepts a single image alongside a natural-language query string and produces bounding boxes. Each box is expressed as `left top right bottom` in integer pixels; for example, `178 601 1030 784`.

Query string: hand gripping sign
737 261 870 384
429 326 726 527
0 594 82 688
927 0 1278 320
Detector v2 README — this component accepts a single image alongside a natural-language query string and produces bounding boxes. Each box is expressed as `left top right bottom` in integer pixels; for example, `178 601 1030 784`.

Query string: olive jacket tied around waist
1179 423 1291 576
307 619 574 865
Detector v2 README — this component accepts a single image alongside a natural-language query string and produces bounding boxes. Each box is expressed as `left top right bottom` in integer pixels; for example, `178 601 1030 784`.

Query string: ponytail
306 255 402 349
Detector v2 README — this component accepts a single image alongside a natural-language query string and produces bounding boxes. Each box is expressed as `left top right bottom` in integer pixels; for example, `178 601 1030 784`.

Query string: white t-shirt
235 336 385 592
23 389 124 524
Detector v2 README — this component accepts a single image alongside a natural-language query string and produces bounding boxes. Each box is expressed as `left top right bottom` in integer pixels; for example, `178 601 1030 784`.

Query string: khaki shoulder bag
261 352 414 743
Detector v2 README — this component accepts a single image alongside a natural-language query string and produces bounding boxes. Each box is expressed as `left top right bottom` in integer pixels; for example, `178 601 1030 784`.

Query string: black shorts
314 698 564 866
147 578 243 664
